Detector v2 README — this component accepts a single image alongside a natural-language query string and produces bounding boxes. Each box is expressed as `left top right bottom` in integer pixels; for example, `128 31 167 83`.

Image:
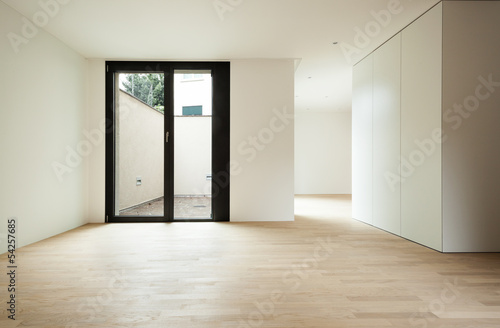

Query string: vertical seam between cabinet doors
399 33 403 238
440 2 444 252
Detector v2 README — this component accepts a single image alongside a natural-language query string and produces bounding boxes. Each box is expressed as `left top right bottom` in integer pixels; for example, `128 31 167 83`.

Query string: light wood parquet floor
1 195 500 327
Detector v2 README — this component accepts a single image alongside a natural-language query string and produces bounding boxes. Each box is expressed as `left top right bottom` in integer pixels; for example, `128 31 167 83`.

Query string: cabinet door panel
373 34 401 235
352 54 373 225
401 4 443 251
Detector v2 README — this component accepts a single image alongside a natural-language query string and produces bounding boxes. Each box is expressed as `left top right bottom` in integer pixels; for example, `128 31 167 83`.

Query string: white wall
294 111 351 195
230 59 295 221
442 1 500 252
0 2 88 248
87 59 295 222
87 60 106 223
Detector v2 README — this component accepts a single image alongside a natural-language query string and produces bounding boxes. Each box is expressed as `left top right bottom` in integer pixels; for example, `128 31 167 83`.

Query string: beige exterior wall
117 91 164 211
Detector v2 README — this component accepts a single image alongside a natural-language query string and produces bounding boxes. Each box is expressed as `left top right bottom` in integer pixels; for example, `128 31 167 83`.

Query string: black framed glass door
105 62 230 222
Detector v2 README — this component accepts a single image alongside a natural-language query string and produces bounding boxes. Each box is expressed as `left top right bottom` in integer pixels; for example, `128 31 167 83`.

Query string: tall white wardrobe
352 1 500 252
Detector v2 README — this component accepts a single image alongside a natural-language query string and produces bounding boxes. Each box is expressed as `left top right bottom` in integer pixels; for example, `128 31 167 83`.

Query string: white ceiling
2 0 440 112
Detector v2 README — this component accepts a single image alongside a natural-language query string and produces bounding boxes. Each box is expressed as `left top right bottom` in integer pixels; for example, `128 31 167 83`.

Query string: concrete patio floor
119 196 211 219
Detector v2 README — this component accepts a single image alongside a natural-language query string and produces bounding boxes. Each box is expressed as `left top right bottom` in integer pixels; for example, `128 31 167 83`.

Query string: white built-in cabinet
400 5 443 251
373 34 401 236
352 1 500 252
352 54 373 226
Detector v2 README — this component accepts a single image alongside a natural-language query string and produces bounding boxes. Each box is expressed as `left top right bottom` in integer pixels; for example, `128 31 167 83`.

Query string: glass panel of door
112 70 213 220
115 72 165 217
173 70 212 220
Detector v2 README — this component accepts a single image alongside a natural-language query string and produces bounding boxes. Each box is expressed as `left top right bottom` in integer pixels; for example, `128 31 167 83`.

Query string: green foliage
121 74 164 111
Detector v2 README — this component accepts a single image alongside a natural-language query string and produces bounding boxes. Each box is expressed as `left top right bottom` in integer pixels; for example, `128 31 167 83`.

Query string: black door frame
105 61 230 223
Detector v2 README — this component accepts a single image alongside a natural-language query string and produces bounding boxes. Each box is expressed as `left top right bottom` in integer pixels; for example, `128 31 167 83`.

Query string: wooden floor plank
1 195 499 327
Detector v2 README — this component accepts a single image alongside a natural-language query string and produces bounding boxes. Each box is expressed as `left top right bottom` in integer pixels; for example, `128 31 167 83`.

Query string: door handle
166 131 170 143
